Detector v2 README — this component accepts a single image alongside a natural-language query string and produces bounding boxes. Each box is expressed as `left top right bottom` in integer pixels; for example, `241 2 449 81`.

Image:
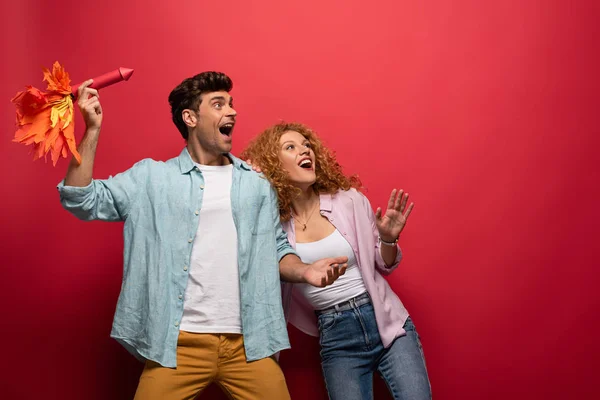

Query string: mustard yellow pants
134 331 290 400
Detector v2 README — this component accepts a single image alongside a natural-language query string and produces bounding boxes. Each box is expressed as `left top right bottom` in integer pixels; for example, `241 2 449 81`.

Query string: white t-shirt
180 163 241 334
295 229 367 310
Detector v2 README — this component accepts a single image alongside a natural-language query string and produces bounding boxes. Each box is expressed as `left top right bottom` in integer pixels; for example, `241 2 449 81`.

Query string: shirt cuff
277 247 298 262
376 244 403 271
56 179 95 199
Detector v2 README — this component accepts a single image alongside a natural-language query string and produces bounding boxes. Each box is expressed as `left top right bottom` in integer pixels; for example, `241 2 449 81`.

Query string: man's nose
226 105 237 117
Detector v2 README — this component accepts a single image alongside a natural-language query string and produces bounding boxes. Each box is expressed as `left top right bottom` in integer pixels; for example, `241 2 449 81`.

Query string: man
58 71 347 399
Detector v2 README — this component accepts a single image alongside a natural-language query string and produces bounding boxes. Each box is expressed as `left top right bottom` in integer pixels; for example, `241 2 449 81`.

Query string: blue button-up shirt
57 148 296 367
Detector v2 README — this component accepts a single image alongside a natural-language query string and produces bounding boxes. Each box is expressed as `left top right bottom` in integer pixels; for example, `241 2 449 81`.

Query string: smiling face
184 90 237 156
278 130 317 190
241 121 363 222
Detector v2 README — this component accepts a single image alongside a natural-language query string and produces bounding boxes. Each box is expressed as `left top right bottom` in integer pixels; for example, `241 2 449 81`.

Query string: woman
241 122 431 400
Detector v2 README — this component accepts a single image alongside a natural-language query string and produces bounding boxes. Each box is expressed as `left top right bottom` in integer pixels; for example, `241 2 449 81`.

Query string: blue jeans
317 294 431 400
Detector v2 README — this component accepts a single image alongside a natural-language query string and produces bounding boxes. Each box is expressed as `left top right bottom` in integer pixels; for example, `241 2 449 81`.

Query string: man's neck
187 142 230 166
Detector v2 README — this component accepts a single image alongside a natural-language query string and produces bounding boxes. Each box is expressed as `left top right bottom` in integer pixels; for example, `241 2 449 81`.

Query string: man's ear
182 109 197 128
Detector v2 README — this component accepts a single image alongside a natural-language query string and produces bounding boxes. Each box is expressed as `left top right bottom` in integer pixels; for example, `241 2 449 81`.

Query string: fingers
245 159 263 172
388 189 411 213
77 92 100 114
321 264 347 286
330 264 347 278
326 256 349 265
401 191 410 212
387 189 396 211
82 96 103 115
77 79 99 103
93 101 103 115
332 264 347 276
77 79 93 99
393 189 404 210
375 207 382 220
404 202 414 219
82 96 100 107
326 267 334 283
310 257 349 287
86 87 99 99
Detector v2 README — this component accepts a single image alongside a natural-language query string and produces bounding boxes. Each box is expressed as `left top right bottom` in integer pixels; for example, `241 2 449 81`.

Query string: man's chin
220 144 233 153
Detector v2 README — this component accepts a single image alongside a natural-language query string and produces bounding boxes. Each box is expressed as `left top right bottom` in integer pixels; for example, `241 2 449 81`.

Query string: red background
1 1 598 399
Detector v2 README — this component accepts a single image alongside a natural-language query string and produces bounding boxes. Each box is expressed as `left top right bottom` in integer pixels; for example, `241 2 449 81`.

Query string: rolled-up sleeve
374 239 403 275
57 159 149 222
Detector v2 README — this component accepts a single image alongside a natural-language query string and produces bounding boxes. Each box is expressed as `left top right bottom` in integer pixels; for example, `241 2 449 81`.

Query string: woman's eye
286 145 294 150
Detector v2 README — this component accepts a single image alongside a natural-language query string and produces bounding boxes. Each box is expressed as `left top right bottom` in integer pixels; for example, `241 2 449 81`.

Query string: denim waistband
315 292 371 316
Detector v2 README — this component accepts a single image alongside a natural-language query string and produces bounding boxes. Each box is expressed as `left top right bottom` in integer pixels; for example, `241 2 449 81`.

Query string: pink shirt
281 189 410 348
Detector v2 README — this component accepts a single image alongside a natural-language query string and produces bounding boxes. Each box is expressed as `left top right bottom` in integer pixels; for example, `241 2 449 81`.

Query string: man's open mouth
219 123 234 135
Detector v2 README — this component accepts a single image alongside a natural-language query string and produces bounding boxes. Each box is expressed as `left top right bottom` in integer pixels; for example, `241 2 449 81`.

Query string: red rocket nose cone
118 67 134 81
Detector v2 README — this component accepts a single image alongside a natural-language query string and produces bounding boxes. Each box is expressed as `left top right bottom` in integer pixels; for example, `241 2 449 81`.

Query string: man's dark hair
168 72 233 139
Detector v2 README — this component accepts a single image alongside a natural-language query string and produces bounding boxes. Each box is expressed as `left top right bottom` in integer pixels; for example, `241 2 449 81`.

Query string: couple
58 71 431 400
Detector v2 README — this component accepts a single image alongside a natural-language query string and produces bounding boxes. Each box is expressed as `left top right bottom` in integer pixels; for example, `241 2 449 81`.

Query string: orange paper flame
12 62 81 166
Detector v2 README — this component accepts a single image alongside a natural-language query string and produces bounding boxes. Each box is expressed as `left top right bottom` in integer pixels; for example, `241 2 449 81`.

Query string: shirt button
183 265 188 271
188 238 193 243
178 295 183 300
194 210 199 215
174 321 179 327
200 185 205 190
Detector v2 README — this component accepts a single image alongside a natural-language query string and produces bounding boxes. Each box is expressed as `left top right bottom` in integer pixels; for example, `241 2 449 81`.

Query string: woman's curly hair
241 122 362 222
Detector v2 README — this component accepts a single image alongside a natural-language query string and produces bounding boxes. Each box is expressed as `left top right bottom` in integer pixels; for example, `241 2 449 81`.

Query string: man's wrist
84 126 101 136
299 263 311 283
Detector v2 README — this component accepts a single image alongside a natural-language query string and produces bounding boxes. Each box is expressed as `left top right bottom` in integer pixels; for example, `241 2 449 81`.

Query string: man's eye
214 103 222 109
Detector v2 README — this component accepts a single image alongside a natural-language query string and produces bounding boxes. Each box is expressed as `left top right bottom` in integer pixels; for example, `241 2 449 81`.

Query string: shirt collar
319 192 333 212
177 147 251 173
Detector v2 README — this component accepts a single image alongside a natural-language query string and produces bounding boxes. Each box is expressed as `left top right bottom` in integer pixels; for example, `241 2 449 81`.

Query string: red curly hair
241 122 362 222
